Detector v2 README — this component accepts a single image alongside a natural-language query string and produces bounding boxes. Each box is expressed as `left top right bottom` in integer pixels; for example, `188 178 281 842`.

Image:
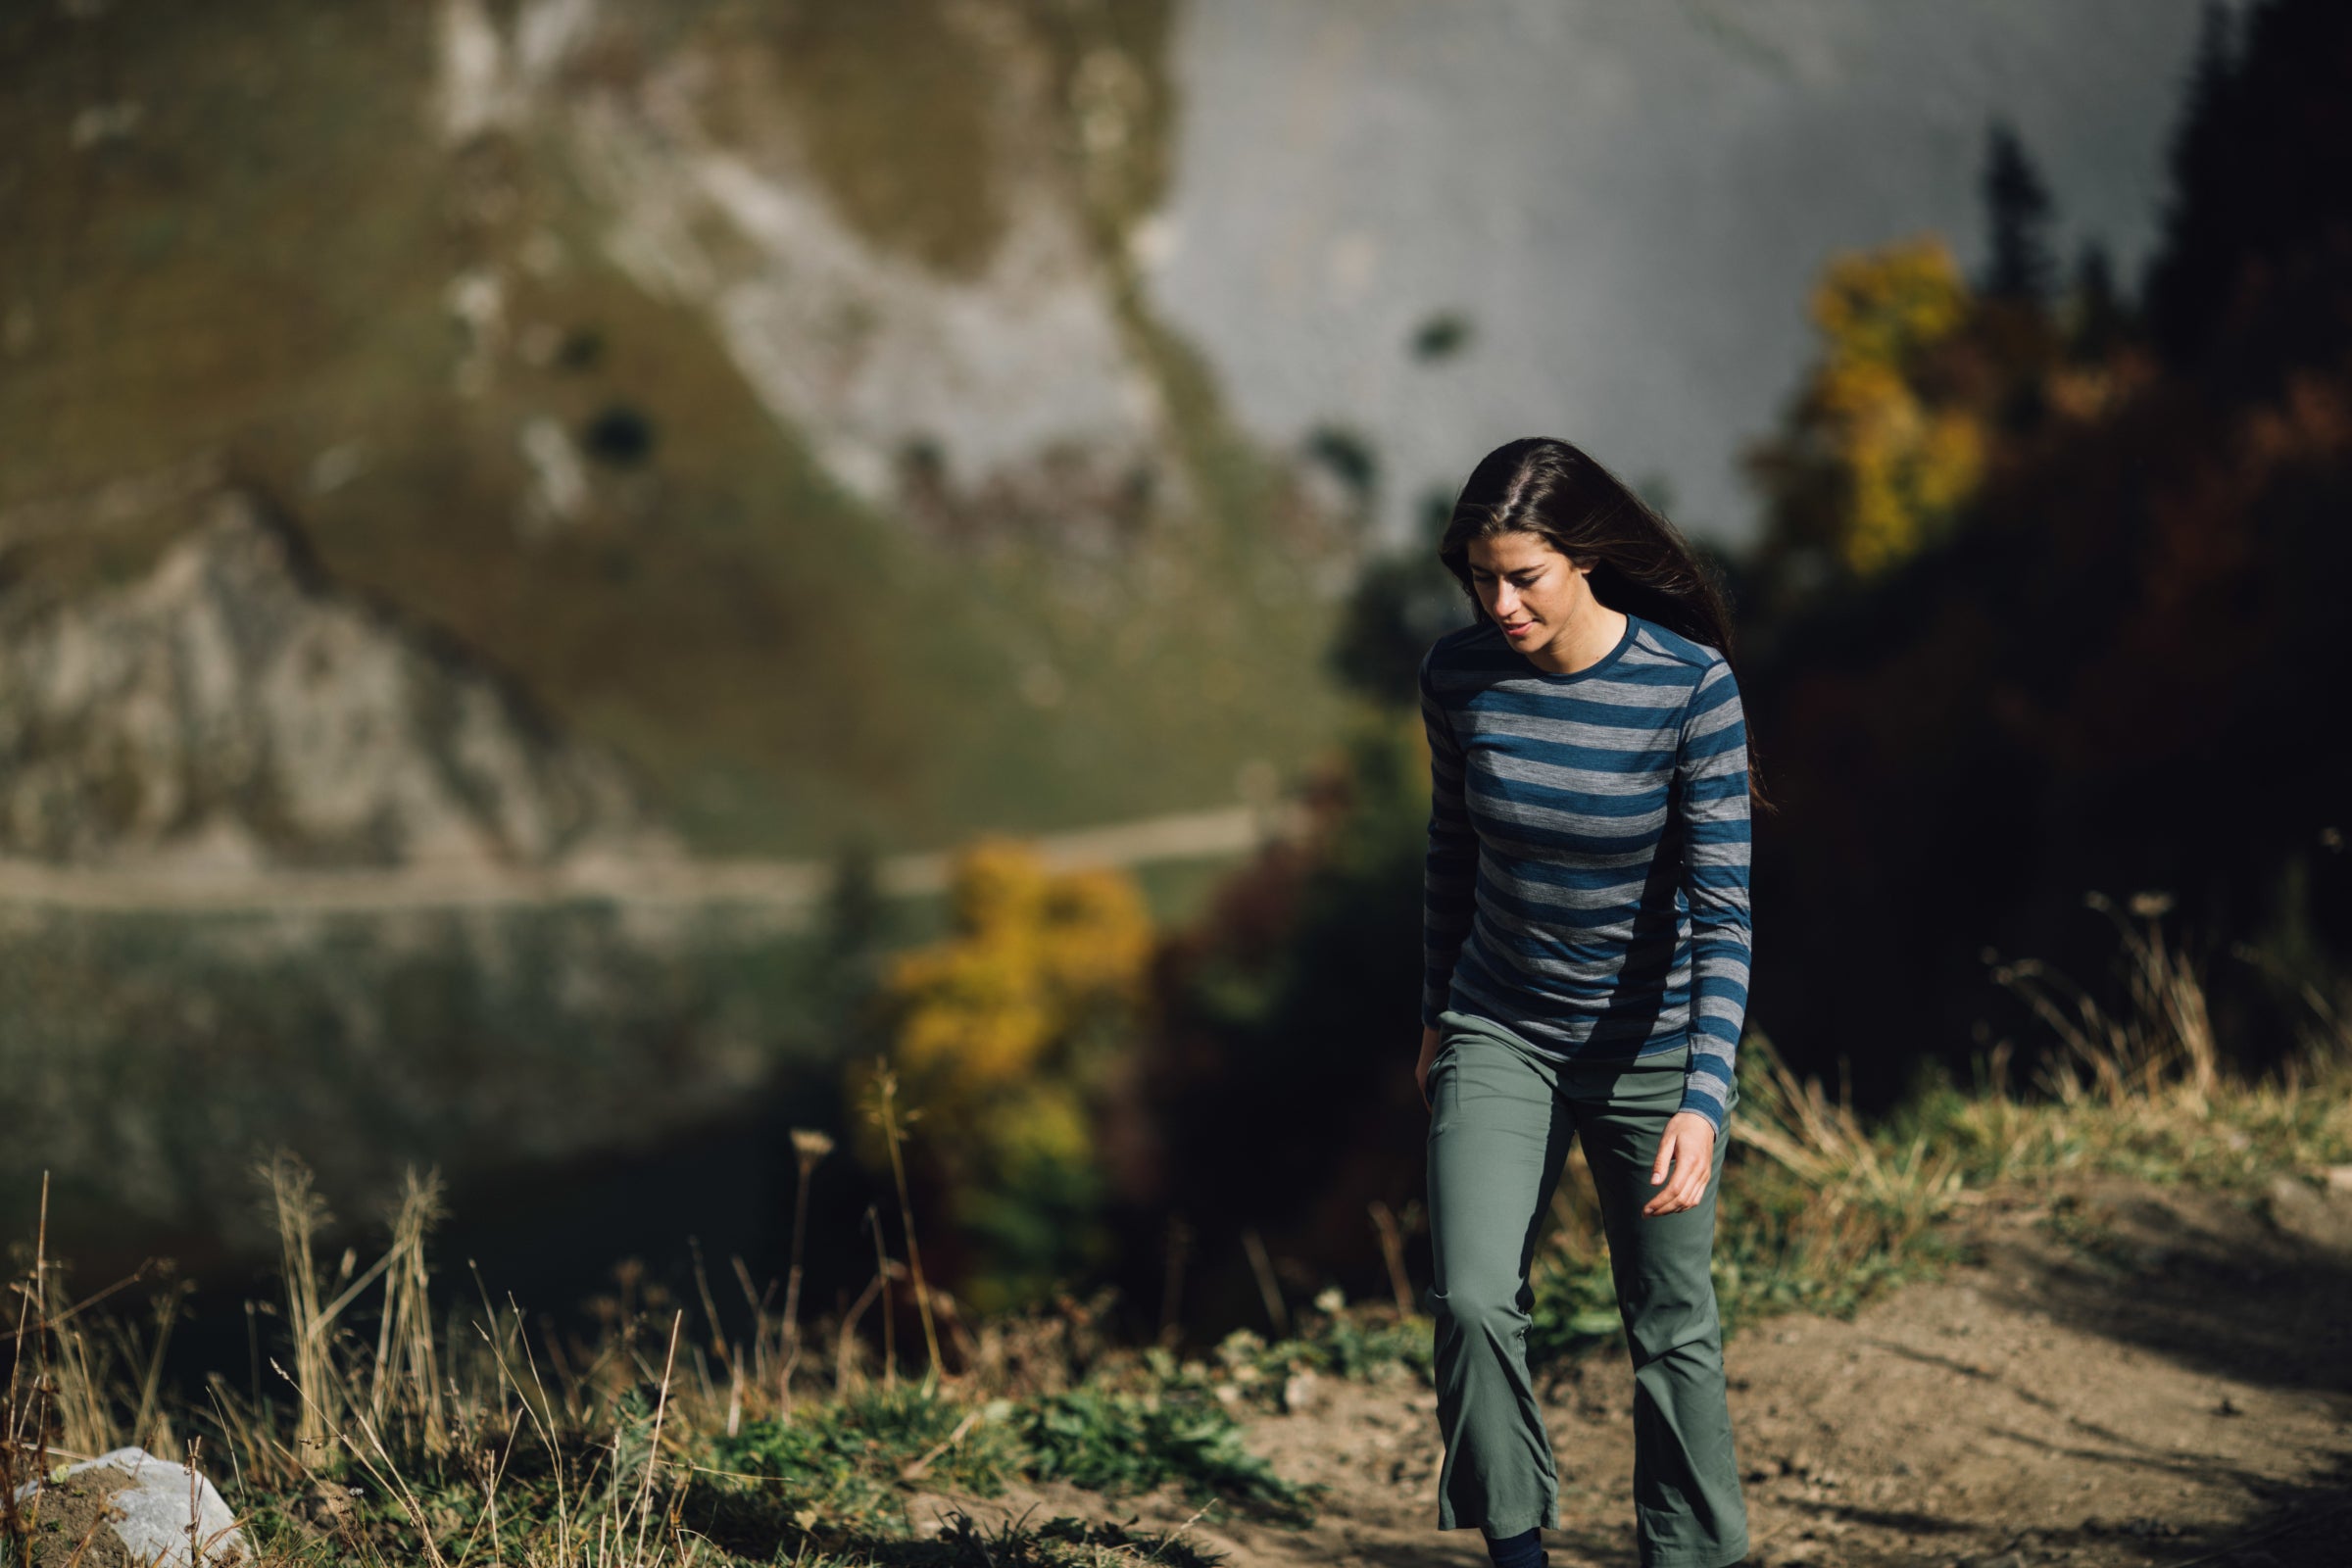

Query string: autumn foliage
849 838 1153 1312
1730 0 2352 1101
1740 233 2166 594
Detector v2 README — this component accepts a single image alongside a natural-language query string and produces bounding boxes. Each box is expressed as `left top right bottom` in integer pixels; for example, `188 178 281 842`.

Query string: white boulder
10 1446 249 1567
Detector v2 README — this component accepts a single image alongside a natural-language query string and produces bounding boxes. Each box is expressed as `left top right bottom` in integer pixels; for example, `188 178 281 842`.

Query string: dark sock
1482 1525 1544 1568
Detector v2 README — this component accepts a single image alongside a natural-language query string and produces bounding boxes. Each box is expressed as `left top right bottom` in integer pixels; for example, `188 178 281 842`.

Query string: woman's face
1465 531 1595 656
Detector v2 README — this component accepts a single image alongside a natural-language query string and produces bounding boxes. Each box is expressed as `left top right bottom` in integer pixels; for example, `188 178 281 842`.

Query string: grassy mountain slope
0 0 1353 858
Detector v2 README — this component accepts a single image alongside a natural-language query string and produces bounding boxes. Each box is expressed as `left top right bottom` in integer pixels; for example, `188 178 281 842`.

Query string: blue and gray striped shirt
1419 612 1753 1130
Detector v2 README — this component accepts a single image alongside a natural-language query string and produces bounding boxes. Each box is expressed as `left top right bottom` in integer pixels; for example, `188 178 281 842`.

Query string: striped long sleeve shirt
1419 612 1753 1131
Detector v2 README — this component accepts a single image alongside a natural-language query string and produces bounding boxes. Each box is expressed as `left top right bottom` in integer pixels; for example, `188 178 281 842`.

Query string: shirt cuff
1677 1074 1730 1133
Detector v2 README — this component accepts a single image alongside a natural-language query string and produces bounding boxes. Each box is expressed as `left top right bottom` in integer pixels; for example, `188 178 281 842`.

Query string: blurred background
3 0 2345 1376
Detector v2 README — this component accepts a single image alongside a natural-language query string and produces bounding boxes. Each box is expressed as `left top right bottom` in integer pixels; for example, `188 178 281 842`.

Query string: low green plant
1279 1291 1435 1382
933 1508 1232 1568
1213 1293 1434 1391
1525 1250 1625 1367
1131 1292 1434 1420
1016 1385 1319 1523
708 1383 1027 1534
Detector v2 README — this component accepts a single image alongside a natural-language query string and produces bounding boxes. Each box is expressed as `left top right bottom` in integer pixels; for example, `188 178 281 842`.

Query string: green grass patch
709 1384 1030 1534
1014 1386 1316 1522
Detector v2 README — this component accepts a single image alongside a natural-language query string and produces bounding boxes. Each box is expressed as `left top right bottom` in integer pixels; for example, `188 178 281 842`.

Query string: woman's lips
1502 620 1535 637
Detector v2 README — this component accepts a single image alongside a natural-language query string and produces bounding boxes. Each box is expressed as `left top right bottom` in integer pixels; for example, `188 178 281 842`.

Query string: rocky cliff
0 0 1352 855
0 483 676 873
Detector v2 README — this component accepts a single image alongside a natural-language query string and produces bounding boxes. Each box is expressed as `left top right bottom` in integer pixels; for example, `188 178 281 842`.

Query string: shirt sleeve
1419 647 1478 1028
1675 657 1753 1131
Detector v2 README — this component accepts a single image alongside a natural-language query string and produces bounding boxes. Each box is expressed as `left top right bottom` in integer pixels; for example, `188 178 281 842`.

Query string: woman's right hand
1415 1024 1442 1110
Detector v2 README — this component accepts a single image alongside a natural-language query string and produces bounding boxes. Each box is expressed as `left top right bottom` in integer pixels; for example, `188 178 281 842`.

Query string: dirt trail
0 803 1306 915
906 1175 2352 1567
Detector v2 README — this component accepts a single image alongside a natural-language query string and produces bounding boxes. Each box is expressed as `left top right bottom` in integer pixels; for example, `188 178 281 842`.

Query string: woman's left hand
1642 1111 1718 1216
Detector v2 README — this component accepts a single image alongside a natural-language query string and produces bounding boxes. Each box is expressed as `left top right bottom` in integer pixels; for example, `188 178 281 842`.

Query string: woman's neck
1523 603 1629 675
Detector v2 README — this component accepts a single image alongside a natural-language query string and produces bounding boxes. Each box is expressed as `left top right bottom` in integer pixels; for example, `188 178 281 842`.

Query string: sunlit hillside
1 0 1358 859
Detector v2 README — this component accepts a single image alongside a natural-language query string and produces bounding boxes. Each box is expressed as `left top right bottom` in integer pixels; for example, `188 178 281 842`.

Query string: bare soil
906 1174 2352 1567
11 1465 139 1568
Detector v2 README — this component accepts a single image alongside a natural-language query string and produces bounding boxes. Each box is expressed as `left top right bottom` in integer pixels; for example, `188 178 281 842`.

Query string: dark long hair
1438 436 1773 811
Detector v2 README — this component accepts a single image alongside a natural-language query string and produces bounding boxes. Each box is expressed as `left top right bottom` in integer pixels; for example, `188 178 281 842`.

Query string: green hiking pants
1425 1008 1748 1568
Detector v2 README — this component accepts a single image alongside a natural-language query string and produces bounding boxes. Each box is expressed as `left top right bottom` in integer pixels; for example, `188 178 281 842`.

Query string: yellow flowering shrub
880 839 1152 1101
1749 235 2011 579
1802 238 1987 574
847 837 1153 1308
1808 237 1970 365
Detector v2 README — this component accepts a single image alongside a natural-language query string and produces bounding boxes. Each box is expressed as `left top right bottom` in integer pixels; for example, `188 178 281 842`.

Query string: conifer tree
2140 0 2352 380
2065 239 2130 363
1979 119 2056 306
2141 0 2241 363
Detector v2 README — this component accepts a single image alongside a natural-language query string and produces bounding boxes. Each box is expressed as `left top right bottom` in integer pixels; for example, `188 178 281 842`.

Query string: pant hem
1639 1538 1749 1568
1434 1512 1560 1536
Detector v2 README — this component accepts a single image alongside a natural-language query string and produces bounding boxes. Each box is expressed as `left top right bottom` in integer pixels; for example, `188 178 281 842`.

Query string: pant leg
1569 1058 1749 1568
1424 1016 1576 1536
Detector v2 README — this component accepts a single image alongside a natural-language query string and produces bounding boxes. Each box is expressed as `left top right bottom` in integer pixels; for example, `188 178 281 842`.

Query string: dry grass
1523 894 2352 1350
0 1127 1279 1566
1743 890 2350 1203
3 1152 723 1567
5 900 2348 1563
1955 892 2352 1189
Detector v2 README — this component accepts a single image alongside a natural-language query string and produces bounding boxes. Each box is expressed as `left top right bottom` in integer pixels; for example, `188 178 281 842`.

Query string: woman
1415 437 1761 1568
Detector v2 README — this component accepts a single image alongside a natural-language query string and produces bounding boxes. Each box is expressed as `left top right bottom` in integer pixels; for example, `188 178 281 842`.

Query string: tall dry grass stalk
781 1127 833 1402
260 1151 339 1468
1367 1201 1413 1315
1 1173 55 1567
1988 890 2219 1108
867 1203 897 1391
1732 1029 1965 1238
5 1180 219 1563
628 1311 684 1568
812 1199 904 1399
2233 940 2352 1074
1949 895 2352 1189
34 1274 189 1462
240 1151 724 1567
127 1276 193 1456
252 1155 473 1494
1156 1214 1193 1347
1240 1227 1288 1336
864 1058 946 1392
368 1166 449 1455
46 1295 113 1457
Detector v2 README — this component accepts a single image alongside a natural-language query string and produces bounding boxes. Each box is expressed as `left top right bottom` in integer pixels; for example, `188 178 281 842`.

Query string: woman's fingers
1642 1133 1683 1215
1642 1117 1714 1215
1672 1159 1705 1211
1645 1170 1696 1215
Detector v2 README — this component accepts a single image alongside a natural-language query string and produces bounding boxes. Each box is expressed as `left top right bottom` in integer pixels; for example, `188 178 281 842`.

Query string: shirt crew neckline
1515 610 1640 682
